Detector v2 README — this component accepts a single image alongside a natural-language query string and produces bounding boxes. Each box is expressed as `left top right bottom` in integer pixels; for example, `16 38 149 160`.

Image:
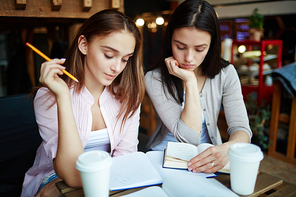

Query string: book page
146 151 216 180
196 143 214 154
162 174 239 197
110 152 163 191
166 142 198 161
165 142 230 174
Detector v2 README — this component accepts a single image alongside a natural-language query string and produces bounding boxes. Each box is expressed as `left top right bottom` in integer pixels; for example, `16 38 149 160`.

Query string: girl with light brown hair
21 9 145 197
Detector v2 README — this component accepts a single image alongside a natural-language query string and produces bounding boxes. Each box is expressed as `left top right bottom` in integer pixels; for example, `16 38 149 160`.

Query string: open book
122 174 238 197
163 142 230 174
109 151 216 191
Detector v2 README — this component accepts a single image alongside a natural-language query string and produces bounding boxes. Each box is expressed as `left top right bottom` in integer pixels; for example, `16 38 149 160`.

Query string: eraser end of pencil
26 42 29 46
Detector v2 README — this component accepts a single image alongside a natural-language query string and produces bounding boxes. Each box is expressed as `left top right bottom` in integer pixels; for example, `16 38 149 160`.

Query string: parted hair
149 0 228 104
36 9 145 127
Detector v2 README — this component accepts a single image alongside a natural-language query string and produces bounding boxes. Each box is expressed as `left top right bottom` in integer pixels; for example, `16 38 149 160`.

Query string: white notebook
109 151 215 191
122 174 239 197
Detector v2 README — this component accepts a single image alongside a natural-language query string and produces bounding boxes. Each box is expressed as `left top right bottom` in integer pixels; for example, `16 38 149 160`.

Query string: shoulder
208 64 240 91
145 69 161 81
145 69 162 86
219 64 240 82
221 64 237 75
145 69 164 94
34 87 55 107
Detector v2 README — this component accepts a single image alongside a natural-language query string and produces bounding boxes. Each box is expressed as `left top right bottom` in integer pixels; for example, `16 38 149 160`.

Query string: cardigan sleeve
222 65 252 139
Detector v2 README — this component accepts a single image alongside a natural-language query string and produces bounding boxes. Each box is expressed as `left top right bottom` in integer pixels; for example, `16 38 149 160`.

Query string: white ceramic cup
76 151 112 197
227 143 264 195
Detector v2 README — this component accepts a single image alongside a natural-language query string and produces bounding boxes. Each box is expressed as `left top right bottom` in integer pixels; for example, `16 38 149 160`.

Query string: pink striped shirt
21 86 140 196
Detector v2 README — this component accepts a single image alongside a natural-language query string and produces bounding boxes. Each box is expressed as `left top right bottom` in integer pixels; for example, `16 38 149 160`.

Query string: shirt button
200 94 203 97
207 123 210 126
203 109 206 111
211 136 214 139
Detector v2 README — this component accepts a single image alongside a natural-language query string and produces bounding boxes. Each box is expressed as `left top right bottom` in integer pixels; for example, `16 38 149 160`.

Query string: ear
78 35 87 55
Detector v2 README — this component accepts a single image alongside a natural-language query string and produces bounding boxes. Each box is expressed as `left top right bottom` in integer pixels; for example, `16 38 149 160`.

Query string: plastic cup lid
227 143 264 162
76 151 112 172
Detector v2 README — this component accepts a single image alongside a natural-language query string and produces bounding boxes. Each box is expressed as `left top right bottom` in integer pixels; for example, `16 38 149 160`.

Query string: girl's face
79 30 135 90
171 27 211 72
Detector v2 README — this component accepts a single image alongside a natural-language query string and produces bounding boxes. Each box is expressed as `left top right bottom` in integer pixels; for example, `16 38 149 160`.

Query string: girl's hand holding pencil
39 59 70 96
26 42 79 82
26 42 76 96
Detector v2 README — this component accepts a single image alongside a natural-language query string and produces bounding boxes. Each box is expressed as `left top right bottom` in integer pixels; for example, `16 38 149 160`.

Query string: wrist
184 77 199 92
55 91 71 104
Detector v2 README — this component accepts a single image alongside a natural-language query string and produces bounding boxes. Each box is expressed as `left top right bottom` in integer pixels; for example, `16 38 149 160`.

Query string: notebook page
163 174 239 197
110 152 163 191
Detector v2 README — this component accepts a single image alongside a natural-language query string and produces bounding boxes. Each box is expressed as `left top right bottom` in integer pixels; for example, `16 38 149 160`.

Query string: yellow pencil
26 42 79 82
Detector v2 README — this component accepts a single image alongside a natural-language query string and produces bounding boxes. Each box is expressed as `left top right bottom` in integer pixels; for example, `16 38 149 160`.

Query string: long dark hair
149 0 228 104
35 9 145 127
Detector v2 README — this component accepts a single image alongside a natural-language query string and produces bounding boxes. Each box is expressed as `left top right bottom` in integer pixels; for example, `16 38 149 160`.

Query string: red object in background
170 1 179 10
231 40 283 106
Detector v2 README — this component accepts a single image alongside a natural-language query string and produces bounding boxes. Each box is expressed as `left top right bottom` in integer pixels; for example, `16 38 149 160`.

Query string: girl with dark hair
21 9 145 197
145 0 252 173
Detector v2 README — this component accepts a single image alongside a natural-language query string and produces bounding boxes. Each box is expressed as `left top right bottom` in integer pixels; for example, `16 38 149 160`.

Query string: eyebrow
102 45 134 56
173 40 208 47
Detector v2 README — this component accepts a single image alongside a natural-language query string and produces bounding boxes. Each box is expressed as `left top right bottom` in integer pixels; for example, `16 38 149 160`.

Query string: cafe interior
0 0 296 196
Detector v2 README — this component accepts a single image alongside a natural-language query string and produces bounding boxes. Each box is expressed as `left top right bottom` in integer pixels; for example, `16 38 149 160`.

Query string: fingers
189 145 215 165
203 162 222 173
164 56 196 82
39 59 66 85
39 59 70 96
165 57 179 76
188 146 225 173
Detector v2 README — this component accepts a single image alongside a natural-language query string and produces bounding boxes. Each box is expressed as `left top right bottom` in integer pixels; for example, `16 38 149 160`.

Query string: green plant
248 8 264 30
245 94 270 150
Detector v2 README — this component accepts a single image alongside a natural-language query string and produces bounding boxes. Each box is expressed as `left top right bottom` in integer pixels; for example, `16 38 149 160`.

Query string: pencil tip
75 79 79 82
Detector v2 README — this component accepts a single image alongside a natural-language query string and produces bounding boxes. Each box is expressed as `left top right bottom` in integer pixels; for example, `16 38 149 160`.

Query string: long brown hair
36 9 145 128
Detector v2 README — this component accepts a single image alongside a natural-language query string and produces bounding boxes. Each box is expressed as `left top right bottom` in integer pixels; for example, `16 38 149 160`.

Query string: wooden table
56 172 296 197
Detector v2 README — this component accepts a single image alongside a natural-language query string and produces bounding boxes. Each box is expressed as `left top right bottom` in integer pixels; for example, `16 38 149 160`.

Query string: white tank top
84 128 110 152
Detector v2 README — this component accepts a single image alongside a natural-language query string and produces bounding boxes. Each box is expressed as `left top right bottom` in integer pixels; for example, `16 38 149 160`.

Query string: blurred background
0 0 295 97
0 1 296 196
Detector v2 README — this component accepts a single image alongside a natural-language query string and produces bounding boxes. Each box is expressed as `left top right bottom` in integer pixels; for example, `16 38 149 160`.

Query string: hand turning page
163 142 230 174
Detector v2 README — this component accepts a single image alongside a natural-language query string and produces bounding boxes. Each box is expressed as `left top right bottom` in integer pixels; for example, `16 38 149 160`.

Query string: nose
110 59 122 73
184 49 194 63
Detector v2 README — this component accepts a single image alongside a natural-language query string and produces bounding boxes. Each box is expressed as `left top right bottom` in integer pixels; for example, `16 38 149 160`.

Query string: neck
85 79 105 101
194 67 204 78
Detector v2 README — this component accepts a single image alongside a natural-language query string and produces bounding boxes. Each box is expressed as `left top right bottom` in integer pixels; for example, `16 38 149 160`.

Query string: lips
181 63 195 69
105 73 116 80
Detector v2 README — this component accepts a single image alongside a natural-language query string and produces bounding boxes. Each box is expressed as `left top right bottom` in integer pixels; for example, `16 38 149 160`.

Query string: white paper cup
76 151 112 197
227 143 263 195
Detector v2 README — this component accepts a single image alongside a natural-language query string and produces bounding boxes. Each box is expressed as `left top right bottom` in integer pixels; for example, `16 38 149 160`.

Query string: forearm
223 130 250 148
54 93 84 187
181 78 202 133
145 71 201 143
